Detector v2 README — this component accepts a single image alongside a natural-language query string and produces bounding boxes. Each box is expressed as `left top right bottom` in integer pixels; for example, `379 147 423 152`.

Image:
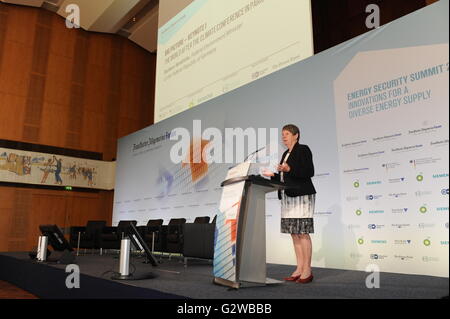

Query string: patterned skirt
280 193 315 234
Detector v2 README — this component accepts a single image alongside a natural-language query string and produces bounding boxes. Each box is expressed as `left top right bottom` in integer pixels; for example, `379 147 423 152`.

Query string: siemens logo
437 207 448 211
371 240 387 244
367 181 382 185
369 210 384 214
433 173 449 178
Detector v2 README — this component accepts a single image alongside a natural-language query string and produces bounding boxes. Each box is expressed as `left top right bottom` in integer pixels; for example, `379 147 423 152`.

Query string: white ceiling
0 0 160 53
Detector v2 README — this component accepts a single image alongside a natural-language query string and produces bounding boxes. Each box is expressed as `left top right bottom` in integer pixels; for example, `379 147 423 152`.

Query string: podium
213 173 291 289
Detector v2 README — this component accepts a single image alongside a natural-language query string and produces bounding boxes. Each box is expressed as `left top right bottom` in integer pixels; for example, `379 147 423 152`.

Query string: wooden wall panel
39 102 69 147
84 64 109 101
87 34 111 69
0 187 113 252
0 93 26 140
0 188 14 252
0 3 156 252
49 15 77 59
44 54 73 106
80 111 105 153
26 193 67 249
66 195 101 227
0 40 32 97
9 190 32 251
3 6 35 46
0 2 156 152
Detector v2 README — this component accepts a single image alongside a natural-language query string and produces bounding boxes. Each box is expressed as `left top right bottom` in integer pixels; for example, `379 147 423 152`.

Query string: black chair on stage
69 220 106 254
165 218 187 255
141 219 164 252
99 220 137 251
182 215 216 266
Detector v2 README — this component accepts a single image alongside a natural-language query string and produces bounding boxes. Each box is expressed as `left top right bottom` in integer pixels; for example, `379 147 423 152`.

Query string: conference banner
114 2 448 277
334 44 449 276
0 147 115 190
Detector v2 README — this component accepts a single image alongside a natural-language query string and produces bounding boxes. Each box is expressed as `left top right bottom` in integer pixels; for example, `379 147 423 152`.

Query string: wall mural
0 147 115 190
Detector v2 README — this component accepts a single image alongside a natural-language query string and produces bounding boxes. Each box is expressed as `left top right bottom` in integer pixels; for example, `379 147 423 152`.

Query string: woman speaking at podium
263 124 316 284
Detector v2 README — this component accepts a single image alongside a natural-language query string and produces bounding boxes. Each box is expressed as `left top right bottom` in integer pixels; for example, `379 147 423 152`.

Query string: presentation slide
154 0 314 122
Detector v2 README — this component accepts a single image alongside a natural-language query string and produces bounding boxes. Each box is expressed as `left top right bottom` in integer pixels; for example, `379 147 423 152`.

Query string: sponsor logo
436 207 448 212
392 208 408 214
440 241 449 245
370 254 388 260
422 256 439 262
408 125 442 135
368 224 385 230
430 139 449 146
315 211 333 215
392 144 423 152
410 157 441 168
415 190 432 197
371 240 387 244
358 151 385 158
366 181 382 185
357 238 364 245
382 162 400 170
388 192 407 199
433 173 449 179
418 223 435 229
343 168 370 174
419 206 427 214
441 189 449 195
423 239 431 246
369 210 384 214
353 181 360 188
394 240 412 245
394 255 414 261
445 222 449 229
388 177 406 183
342 140 367 147
416 174 424 182
366 194 382 200
355 209 363 216
373 133 402 142
392 223 410 229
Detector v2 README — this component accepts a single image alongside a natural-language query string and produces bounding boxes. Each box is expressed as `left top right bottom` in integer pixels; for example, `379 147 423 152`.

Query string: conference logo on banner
334 44 449 277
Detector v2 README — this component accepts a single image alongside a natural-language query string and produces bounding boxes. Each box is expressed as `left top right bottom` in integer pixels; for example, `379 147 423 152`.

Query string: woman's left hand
277 163 291 173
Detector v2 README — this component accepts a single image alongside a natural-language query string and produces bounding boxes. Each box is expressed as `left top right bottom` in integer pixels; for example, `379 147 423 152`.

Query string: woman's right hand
262 169 274 177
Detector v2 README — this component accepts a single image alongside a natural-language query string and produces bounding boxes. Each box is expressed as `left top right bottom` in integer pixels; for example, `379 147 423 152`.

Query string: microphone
244 146 267 162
